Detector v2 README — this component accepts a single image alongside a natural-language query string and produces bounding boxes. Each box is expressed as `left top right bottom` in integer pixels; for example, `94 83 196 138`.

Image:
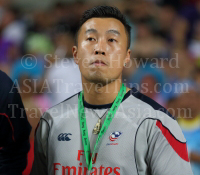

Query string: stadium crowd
0 0 200 174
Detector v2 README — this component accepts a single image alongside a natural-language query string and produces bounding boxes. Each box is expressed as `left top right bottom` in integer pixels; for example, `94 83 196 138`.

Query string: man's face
73 18 131 85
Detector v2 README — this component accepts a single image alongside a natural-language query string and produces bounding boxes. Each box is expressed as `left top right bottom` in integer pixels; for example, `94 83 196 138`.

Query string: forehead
79 17 126 35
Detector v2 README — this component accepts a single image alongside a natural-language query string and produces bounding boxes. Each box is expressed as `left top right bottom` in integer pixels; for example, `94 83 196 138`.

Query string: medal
78 83 126 170
93 119 101 134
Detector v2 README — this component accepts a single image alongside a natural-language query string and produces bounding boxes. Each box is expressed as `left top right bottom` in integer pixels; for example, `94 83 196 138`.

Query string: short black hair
75 5 131 49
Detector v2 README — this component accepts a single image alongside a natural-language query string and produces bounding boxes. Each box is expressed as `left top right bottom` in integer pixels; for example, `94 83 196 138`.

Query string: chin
89 77 108 86
82 70 119 86
86 74 113 86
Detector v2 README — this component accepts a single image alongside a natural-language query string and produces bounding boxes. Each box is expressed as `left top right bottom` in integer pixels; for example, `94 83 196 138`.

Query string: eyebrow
106 29 120 36
85 29 120 36
85 28 97 35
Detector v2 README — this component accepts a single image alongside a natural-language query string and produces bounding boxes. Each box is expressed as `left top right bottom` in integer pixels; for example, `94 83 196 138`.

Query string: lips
91 59 107 66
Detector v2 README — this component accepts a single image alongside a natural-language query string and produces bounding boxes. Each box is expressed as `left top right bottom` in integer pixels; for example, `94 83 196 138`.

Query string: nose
95 50 105 55
94 39 106 56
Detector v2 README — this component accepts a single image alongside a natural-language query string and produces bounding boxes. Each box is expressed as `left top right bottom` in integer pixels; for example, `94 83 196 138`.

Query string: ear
124 49 131 64
72 46 79 65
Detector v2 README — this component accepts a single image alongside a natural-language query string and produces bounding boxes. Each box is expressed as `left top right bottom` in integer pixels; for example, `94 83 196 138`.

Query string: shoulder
129 87 174 119
0 71 22 114
41 92 80 125
0 70 14 95
127 88 185 142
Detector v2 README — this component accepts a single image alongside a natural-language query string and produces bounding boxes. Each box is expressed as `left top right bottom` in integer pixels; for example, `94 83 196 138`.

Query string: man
31 6 193 175
0 70 31 174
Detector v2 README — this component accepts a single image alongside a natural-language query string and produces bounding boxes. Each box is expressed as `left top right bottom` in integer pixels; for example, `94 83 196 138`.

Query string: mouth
91 59 107 66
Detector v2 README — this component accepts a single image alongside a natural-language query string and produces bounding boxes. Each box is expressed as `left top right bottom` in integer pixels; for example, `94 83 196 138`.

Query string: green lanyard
78 83 126 170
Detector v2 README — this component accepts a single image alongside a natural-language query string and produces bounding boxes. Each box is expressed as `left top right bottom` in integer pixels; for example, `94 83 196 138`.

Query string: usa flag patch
109 131 122 142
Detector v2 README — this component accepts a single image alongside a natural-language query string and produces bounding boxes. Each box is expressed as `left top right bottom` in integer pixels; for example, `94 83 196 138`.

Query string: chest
47 110 139 175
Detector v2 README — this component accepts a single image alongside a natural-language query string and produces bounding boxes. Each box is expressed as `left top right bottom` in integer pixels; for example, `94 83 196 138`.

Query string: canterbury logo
58 133 72 141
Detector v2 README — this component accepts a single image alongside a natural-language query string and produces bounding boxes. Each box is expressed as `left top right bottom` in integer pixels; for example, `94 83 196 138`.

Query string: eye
87 37 96 41
108 38 117 42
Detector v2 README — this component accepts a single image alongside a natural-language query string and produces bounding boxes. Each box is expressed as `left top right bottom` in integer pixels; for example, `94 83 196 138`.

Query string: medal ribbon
78 83 126 170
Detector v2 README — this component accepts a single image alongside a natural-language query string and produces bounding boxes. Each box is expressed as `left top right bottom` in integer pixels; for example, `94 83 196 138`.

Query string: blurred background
0 0 200 174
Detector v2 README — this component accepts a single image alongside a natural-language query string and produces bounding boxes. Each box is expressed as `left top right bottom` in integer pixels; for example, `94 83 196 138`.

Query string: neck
82 77 130 105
